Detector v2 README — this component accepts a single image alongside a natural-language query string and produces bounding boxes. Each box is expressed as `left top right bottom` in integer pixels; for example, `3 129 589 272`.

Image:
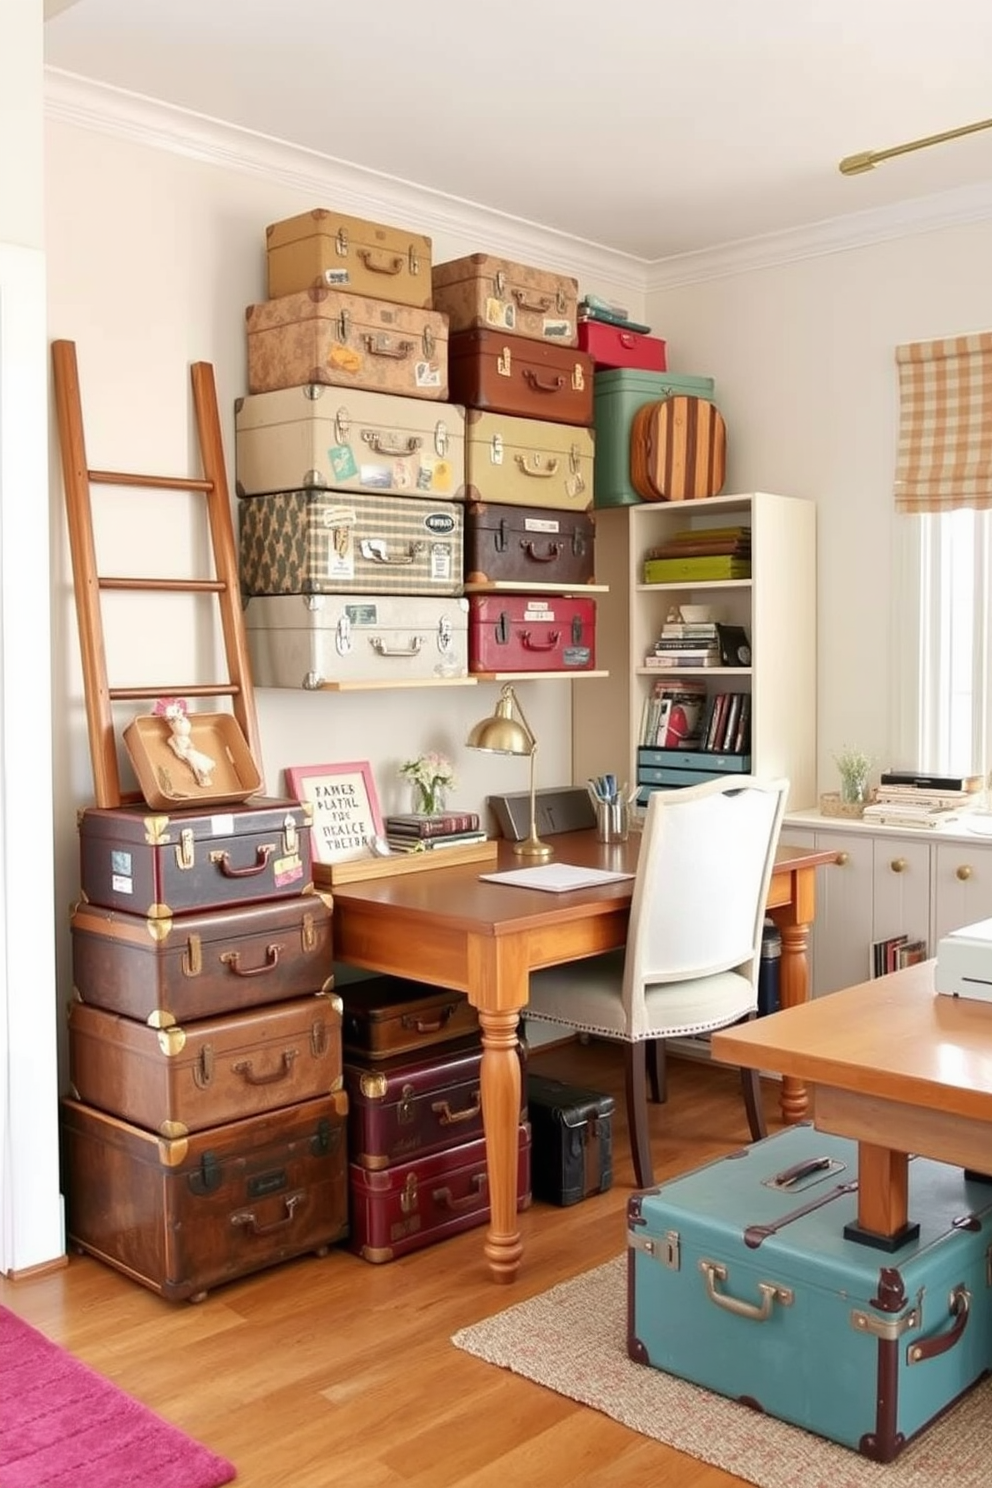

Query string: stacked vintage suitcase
62 794 349 1302
431 253 599 674
238 207 471 687
339 975 531 1263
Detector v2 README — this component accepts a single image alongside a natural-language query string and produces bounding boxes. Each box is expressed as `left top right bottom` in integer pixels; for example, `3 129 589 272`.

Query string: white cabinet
572 492 817 812
932 838 992 943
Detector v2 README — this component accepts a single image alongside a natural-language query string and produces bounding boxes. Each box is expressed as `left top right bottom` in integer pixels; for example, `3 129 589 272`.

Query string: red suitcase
68 992 343 1135
348 1122 532 1263
468 593 597 672
577 320 667 372
447 330 594 427
70 893 334 1026
463 502 595 588
61 1092 350 1301
340 976 480 1058
78 798 313 917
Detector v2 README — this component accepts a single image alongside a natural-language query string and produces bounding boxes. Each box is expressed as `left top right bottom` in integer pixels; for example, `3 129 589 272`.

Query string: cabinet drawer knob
957 864 973 882
890 858 907 873
835 851 850 866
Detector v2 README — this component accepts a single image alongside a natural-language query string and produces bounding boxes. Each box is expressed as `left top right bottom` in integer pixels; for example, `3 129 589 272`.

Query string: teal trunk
593 368 715 508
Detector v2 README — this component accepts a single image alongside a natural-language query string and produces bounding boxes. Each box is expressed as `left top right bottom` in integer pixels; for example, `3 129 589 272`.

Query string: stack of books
383 810 487 854
861 770 984 830
643 526 752 585
645 618 720 669
638 679 708 748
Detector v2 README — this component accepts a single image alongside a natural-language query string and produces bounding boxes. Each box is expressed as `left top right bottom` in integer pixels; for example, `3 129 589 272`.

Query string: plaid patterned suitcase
239 490 464 597
628 1124 992 1461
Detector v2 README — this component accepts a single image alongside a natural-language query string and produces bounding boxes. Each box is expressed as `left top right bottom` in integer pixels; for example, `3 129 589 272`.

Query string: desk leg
478 1007 524 1284
844 1143 919 1251
771 918 811 1124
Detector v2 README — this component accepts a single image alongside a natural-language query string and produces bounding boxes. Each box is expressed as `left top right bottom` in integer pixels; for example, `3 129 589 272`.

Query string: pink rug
0 1306 236 1488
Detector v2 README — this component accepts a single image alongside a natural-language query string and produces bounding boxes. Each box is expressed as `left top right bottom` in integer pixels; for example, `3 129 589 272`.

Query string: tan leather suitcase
432 254 578 347
234 384 466 500
246 288 449 400
448 330 593 427
266 208 433 308
340 976 480 1058
61 1092 349 1301
630 395 727 502
68 992 343 1135
464 409 593 512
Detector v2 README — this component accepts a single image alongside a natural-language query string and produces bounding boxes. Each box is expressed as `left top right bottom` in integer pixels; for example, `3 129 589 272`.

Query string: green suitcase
593 369 715 509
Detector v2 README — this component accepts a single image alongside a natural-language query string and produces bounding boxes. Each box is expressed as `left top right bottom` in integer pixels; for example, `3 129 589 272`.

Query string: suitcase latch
408 244 420 276
400 1172 419 1214
398 1082 416 1126
282 815 299 856
434 420 449 457
494 269 506 298
557 285 568 314
422 326 435 360
572 363 586 391
181 933 202 978
336 308 351 342
489 433 504 466
188 1151 222 1195
336 611 353 656
192 1043 215 1088
301 910 318 953
437 615 453 654
628 1227 681 1270
335 228 349 257
176 827 196 871
495 610 511 647
496 518 509 552
497 346 512 378
311 1115 340 1157
310 1018 329 1058
334 406 351 443
571 614 585 645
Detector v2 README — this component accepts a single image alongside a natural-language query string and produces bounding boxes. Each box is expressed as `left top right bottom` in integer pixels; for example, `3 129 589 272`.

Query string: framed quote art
285 760 383 865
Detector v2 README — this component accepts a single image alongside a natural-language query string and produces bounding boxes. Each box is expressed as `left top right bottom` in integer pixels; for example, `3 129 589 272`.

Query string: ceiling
43 0 992 263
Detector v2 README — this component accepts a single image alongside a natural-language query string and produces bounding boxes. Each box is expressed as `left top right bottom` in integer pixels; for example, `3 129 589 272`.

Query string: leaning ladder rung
99 577 228 593
89 469 214 493
109 683 242 703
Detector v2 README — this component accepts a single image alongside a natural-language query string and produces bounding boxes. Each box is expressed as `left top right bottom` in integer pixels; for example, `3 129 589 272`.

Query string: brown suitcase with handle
630 395 727 501
265 208 433 309
448 330 593 427
432 253 578 346
340 976 480 1058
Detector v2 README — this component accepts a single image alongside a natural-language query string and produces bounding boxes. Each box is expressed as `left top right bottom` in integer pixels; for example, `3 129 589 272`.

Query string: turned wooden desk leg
775 919 811 1124
478 1007 524 1284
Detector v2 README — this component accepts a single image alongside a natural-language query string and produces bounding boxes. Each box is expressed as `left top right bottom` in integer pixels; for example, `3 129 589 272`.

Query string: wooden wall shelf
315 837 498 884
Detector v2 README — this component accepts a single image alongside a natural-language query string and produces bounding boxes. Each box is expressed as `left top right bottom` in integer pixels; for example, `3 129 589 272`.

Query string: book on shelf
643 555 752 584
644 653 721 669
385 830 489 854
871 933 927 978
653 636 721 651
700 691 751 754
640 678 708 749
384 811 481 837
872 786 977 810
645 527 751 560
879 770 983 793
659 622 721 640
861 802 963 829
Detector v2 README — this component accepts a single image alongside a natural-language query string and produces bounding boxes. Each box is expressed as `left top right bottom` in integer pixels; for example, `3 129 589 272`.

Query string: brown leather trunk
630 395 727 501
77 798 313 917
68 992 343 1136
70 894 334 1026
340 976 480 1058
447 330 594 427
348 1122 532 1263
61 1092 349 1301
464 501 596 587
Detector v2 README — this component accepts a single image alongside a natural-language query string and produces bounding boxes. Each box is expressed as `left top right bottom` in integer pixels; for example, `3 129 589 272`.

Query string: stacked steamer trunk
431 254 598 675
239 207 471 688
63 796 349 1302
340 976 531 1263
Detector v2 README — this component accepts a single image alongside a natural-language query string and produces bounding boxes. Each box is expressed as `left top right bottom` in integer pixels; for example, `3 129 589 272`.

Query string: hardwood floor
2 1044 780 1488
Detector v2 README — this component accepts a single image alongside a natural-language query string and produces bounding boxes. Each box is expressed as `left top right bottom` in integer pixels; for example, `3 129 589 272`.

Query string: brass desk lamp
466 683 551 859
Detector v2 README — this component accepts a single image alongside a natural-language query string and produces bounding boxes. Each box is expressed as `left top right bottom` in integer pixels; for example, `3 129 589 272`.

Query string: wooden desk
332 830 833 1282
712 961 992 1249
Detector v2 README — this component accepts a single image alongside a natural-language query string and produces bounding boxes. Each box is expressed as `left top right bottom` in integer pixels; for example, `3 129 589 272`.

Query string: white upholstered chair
526 774 790 1188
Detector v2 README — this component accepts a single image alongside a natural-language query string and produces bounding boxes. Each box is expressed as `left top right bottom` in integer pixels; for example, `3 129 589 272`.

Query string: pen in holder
595 796 629 844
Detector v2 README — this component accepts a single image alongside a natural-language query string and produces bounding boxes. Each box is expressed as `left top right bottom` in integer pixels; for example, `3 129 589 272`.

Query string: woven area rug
0 1306 236 1488
452 1256 992 1488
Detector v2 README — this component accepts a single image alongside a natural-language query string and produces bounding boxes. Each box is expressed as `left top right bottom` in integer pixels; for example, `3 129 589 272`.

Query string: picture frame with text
285 760 383 864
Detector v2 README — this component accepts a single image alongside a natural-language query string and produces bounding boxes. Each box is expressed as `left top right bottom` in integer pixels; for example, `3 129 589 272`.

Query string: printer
935 918 992 1002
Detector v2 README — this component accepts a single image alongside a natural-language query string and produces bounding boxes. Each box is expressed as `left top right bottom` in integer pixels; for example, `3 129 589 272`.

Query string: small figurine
155 698 216 787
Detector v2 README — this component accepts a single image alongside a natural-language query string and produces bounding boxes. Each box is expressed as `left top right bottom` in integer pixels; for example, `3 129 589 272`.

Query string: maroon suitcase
70 893 334 1026
348 1122 532 1263
78 798 313 917
340 976 480 1058
447 329 594 427
68 991 343 1135
468 593 597 672
463 501 596 588
61 1091 349 1301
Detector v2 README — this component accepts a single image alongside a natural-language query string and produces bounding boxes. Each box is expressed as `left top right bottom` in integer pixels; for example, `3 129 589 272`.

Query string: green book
643 556 752 583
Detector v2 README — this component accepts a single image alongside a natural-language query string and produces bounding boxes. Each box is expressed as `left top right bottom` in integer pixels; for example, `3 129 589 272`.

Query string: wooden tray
122 711 263 810
316 838 498 886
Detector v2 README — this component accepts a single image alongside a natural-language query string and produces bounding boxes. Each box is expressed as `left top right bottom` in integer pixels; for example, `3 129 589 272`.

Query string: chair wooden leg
741 1065 767 1143
646 1039 667 1105
625 1043 655 1189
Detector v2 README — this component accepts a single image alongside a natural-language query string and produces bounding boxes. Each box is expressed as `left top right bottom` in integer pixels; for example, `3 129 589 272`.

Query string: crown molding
43 68 648 293
645 181 992 292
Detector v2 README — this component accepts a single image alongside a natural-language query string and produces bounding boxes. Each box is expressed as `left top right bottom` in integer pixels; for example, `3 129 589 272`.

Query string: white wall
646 219 992 791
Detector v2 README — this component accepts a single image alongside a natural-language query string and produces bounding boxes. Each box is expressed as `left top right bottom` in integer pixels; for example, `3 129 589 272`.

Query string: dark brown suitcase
61 1092 349 1301
340 977 480 1058
348 1121 531 1263
70 894 334 1026
68 992 343 1136
448 329 594 427
526 1072 614 1206
344 1035 497 1170
464 501 596 587
78 798 313 918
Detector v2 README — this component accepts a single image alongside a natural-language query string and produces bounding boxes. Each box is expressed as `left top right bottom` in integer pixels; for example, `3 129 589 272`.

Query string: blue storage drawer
627 1125 992 1462
638 748 751 773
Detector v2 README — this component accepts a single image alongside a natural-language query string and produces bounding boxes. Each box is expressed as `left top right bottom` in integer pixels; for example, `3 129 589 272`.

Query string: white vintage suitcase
235 385 466 500
464 409 594 512
239 490 464 597
244 593 470 687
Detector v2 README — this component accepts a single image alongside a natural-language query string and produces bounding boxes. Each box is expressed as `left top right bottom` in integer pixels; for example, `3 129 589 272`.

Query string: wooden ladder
51 339 262 809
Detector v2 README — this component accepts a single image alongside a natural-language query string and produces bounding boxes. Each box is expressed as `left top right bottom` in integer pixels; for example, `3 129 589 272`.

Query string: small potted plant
399 752 456 817
833 746 875 807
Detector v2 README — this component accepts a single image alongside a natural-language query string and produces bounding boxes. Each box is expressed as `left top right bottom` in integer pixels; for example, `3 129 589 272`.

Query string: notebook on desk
479 864 634 893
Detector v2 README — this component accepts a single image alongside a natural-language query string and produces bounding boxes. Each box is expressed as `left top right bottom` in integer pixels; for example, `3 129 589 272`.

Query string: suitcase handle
698 1259 794 1321
432 1091 482 1126
230 1189 305 1237
401 1006 457 1034
370 636 423 657
520 540 563 564
433 1175 487 1213
619 332 636 348
361 335 415 361
220 943 283 977
209 844 275 878
360 538 422 566
514 454 560 478
356 249 404 276
362 430 423 456
511 289 554 313
907 1286 971 1364
520 629 561 652
522 370 565 393
233 1049 298 1085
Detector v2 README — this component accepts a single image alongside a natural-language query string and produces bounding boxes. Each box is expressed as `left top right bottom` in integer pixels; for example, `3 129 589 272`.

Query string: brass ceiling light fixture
839 117 992 176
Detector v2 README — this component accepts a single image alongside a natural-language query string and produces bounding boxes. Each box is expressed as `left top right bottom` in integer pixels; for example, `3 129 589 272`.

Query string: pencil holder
596 798 629 844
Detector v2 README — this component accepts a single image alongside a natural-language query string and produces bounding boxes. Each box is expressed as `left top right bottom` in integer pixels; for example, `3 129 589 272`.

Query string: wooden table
712 960 992 1249
332 830 834 1282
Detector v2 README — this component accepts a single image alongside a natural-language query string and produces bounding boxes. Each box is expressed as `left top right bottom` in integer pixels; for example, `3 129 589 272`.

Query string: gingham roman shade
894 332 992 512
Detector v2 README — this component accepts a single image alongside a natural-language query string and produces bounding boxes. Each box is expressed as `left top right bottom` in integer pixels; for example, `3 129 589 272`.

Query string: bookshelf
572 493 817 812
